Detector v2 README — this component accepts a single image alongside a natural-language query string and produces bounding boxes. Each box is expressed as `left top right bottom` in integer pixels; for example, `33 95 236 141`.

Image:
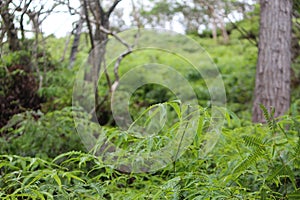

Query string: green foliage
189 36 257 118
0 50 31 68
0 61 44 127
0 153 108 199
0 107 85 159
2 5 300 199
38 68 75 111
1 104 300 199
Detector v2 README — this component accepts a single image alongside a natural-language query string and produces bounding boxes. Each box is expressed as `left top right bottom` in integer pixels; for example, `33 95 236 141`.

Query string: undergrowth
1 105 300 199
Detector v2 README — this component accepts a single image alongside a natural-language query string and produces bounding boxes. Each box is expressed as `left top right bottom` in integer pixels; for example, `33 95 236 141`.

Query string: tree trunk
252 0 292 123
209 6 218 42
211 17 218 42
93 15 109 114
0 0 20 51
61 33 71 62
219 17 229 44
68 15 84 69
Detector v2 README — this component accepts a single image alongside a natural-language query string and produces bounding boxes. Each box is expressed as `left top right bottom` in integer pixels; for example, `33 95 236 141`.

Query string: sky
40 0 252 38
8 0 256 38
41 0 137 38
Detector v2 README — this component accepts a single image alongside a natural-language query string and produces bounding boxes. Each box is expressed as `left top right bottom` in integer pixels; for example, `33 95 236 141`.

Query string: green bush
0 107 85 159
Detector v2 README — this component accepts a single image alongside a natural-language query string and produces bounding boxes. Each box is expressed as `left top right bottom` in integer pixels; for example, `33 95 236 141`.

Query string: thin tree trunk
208 5 218 42
83 0 94 82
69 10 84 69
28 10 43 89
211 17 218 42
93 16 109 114
219 17 229 44
252 0 292 123
60 32 71 62
0 0 20 51
81 0 122 118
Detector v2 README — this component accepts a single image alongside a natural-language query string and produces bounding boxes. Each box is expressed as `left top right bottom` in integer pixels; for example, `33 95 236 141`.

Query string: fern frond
292 118 300 137
285 164 297 189
267 165 286 183
292 138 300 168
242 135 265 149
287 190 300 199
233 147 264 173
267 162 297 190
260 104 277 133
260 104 271 123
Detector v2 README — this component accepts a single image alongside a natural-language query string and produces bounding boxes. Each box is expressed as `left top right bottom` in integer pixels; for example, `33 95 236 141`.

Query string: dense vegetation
1 2 300 199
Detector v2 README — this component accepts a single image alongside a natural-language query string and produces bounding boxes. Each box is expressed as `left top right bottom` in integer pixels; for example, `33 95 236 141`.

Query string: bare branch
20 0 32 40
53 0 80 16
111 50 132 92
39 3 60 24
229 20 257 46
99 26 131 49
111 29 141 92
103 56 112 92
107 0 122 17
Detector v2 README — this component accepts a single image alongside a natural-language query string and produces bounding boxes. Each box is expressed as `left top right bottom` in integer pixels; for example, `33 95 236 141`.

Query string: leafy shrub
0 107 85 159
38 68 75 112
0 64 44 128
0 50 31 68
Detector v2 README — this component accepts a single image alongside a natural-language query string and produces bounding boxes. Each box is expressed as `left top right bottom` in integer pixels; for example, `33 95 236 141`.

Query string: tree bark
252 0 292 123
81 0 122 115
61 32 72 62
208 5 218 42
219 16 229 44
68 14 84 69
0 0 20 51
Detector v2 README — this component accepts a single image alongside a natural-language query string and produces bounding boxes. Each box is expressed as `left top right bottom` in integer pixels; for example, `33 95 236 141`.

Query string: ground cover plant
1 105 300 199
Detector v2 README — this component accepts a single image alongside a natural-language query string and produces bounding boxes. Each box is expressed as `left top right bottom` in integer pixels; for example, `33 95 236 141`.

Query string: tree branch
82 0 94 49
107 0 122 17
110 29 140 92
99 26 131 49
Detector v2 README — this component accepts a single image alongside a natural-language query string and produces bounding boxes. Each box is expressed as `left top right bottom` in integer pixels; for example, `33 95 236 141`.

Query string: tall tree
0 0 21 51
68 3 84 69
252 0 293 123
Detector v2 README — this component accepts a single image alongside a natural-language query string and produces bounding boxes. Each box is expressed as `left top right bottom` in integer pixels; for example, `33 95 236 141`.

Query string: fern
267 160 297 190
292 137 300 168
292 118 300 137
287 190 300 199
233 147 265 173
2 102 300 199
242 135 265 150
260 104 277 134
233 134 266 174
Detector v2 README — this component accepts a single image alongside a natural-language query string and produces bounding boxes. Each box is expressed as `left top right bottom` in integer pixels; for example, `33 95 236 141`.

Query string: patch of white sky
41 0 80 37
41 0 169 37
20 0 254 38
41 0 136 37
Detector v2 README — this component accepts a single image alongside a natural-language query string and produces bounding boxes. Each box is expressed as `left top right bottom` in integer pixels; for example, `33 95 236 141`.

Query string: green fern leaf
242 135 265 150
267 165 286 182
287 190 300 199
292 138 300 168
233 147 264 173
260 104 277 133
